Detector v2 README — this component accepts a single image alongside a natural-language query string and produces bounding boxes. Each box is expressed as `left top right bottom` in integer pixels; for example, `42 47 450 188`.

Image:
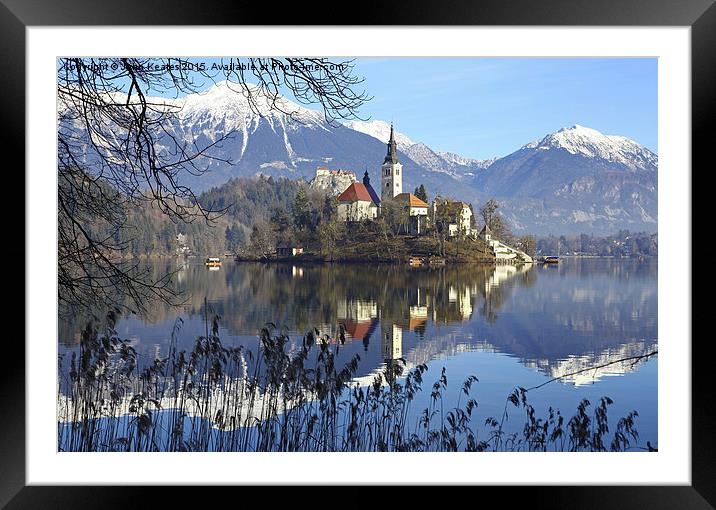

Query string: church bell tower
381 123 403 200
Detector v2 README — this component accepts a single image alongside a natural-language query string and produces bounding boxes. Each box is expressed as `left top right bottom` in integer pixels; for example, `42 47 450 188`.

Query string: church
337 123 429 230
380 123 402 200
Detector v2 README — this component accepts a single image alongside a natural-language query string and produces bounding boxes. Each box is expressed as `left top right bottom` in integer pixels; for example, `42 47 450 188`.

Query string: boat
205 257 222 267
408 256 425 267
542 256 559 264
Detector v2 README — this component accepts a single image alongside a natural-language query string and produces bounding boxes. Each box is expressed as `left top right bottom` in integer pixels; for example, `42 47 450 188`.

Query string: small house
276 242 304 258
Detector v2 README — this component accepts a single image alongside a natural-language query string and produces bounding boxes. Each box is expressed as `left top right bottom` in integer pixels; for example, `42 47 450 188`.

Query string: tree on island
480 198 499 228
414 184 428 203
374 199 409 258
58 57 370 315
479 198 512 240
432 199 452 257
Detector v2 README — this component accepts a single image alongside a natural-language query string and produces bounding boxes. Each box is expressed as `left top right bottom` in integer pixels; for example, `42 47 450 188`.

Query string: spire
384 122 399 164
363 169 370 185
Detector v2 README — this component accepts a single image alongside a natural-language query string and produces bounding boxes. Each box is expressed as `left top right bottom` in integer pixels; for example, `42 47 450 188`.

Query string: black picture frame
3 0 707 506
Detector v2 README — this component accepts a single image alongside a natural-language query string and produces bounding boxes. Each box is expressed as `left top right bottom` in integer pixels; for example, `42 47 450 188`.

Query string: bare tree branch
58 57 370 316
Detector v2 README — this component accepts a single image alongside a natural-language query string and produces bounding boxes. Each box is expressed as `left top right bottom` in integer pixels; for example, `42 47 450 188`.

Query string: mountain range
66 81 658 235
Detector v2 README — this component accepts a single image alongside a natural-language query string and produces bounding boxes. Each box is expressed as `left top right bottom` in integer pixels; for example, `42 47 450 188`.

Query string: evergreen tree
414 184 428 203
293 187 312 232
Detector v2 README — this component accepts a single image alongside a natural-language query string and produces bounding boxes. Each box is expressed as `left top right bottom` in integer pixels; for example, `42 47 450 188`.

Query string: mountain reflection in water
59 258 657 387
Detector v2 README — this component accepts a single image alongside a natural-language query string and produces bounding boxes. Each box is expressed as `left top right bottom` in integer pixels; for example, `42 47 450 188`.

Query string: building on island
362 170 381 206
477 224 533 263
394 192 430 235
381 123 403 200
337 182 379 222
276 242 304 258
309 166 357 197
315 167 355 178
380 322 403 361
432 198 473 237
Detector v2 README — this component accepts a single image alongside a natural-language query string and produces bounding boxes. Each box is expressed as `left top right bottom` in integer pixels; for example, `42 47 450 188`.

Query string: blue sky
350 58 657 159
113 57 657 160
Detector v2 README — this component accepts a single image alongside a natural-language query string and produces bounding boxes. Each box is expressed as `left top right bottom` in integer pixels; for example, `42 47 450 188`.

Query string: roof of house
341 319 378 341
394 193 429 208
337 182 376 204
435 198 471 211
478 224 493 236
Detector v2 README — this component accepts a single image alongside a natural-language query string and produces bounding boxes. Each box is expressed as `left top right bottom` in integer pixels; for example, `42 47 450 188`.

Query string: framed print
4 0 709 506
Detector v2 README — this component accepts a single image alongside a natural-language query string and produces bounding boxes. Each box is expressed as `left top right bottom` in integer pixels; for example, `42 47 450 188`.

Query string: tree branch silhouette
58 57 370 316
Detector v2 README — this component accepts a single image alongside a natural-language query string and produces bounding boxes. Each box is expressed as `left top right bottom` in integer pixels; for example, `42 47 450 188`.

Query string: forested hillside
118 175 301 258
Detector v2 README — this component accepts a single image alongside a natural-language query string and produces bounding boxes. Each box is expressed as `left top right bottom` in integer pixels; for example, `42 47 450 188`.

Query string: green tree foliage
270 208 294 242
225 223 245 254
292 186 312 232
414 184 428 203
113 176 301 258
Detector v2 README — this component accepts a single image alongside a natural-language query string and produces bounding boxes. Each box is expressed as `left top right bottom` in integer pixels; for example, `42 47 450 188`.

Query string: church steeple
384 123 399 164
380 122 403 200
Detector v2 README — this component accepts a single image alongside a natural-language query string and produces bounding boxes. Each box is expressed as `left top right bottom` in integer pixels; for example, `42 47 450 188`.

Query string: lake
58 257 658 450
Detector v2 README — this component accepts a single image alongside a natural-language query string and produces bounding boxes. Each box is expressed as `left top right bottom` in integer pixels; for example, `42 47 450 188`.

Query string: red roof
337 182 375 203
343 320 371 339
395 193 429 208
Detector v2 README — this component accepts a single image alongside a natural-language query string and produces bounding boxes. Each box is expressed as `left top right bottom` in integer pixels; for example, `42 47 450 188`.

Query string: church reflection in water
59 258 657 387
331 264 535 365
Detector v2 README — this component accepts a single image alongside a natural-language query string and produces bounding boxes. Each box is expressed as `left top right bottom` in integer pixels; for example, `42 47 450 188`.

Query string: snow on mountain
438 151 496 169
171 81 331 162
467 124 658 234
344 119 495 179
343 120 415 149
63 80 659 235
178 81 328 131
522 124 657 171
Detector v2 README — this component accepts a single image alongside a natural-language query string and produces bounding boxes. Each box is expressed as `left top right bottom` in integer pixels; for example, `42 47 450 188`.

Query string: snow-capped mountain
470 125 658 234
438 151 496 169
160 85 495 193
63 81 658 235
345 119 495 180
344 120 414 149
522 124 657 172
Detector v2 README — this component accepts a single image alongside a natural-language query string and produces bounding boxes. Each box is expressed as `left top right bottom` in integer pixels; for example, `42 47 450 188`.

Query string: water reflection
59 258 657 388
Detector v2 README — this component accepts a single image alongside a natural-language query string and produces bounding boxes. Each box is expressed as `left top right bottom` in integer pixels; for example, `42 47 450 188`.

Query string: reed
57 312 647 452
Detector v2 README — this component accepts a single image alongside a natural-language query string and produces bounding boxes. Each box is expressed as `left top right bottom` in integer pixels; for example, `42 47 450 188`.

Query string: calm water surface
58 258 658 444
